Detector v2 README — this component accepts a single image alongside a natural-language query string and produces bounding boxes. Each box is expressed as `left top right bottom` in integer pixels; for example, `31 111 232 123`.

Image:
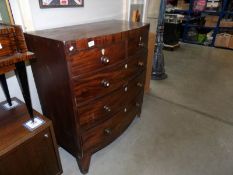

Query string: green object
197 34 207 43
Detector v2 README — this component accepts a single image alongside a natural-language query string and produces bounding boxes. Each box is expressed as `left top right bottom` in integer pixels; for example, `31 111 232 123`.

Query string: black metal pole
151 0 168 80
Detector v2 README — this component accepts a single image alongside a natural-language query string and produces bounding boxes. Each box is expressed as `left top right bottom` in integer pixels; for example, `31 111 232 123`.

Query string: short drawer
69 41 126 76
72 53 146 104
77 71 146 130
81 101 141 152
128 26 149 56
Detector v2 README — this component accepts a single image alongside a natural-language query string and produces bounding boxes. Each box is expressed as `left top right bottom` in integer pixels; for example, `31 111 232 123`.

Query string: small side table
0 23 35 121
0 52 34 120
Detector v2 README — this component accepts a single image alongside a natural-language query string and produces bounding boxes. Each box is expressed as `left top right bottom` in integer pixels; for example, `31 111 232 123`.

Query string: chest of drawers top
27 20 148 42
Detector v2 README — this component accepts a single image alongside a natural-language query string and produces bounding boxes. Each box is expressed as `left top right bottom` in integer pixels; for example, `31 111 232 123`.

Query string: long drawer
77 71 146 130
72 52 147 104
69 41 126 77
81 92 143 152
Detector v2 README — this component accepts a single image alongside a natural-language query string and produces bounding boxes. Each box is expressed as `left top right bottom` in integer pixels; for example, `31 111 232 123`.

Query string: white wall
0 0 126 113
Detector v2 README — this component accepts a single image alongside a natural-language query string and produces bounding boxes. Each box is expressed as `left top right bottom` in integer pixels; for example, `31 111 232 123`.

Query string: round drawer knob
69 46 74 51
104 128 112 135
136 102 140 107
101 56 110 64
104 105 111 112
124 108 127 113
124 86 128 92
138 61 144 67
101 80 110 87
44 133 49 138
138 42 145 47
124 64 128 69
137 82 143 87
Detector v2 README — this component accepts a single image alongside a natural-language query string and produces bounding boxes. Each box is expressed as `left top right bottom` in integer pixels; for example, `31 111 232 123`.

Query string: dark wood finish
0 98 62 175
25 20 149 174
0 23 35 120
69 41 126 76
77 71 146 131
15 61 34 120
0 74 12 106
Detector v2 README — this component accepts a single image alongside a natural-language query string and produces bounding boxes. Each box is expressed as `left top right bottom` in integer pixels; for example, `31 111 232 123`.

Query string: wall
0 0 126 113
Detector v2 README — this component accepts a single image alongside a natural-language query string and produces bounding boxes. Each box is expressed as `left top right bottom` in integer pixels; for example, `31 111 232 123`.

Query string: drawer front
0 128 61 175
0 34 16 57
73 53 146 104
69 41 126 76
81 95 142 152
128 26 149 56
77 71 146 130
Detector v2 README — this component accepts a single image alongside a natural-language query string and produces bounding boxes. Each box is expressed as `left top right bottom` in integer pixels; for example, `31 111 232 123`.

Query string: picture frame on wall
39 0 84 8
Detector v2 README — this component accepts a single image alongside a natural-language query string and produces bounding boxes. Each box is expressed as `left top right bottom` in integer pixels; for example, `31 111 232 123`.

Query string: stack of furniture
166 0 233 49
0 23 34 117
25 20 149 173
0 23 62 175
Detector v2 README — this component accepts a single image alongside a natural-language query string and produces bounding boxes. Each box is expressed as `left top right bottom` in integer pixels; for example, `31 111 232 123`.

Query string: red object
193 0 207 11
60 0 68 5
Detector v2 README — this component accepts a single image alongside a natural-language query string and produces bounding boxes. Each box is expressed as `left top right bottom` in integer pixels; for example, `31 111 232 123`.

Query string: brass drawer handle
101 80 110 87
136 102 140 107
138 61 144 67
103 105 111 112
101 56 110 64
139 36 144 48
104 128 112 135
138 42 145 47
137 82 143 87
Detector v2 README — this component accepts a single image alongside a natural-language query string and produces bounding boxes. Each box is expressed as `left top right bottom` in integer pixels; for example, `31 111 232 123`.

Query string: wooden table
0 52 35 120
0 98 62 175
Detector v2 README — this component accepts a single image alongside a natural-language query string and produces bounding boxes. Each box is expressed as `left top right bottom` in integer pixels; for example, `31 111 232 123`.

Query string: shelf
182 40 212 46
224 11 233 15
164 0 232 49
219 27 233 30
181 23 216 29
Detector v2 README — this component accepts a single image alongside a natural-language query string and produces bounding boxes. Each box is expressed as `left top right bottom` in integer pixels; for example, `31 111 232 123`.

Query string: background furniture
25 20 149 174
0 23 34 120
0 98 62 175
167 0 233 49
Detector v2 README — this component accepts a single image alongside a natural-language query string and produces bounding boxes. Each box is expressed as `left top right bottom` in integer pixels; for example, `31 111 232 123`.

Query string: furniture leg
77 154 91 174
14 61 34 120
0 74 12 106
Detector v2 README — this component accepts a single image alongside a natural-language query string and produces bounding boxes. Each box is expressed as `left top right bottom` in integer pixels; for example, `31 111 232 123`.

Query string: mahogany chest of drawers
25 20 149 174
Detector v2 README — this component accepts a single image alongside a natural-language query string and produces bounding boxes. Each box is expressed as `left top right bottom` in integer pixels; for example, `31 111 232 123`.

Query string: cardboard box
214 33 231 48
229 36 233 49
220 20 233 28
205 15 218 27
177 0 189 10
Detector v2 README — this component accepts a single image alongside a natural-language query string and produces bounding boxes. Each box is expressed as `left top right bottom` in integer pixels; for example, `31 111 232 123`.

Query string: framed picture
39 0 84 8
0 0 14 24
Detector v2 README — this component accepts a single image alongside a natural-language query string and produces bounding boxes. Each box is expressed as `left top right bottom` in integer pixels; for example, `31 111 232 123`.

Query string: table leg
0 74 12 106
15 61 34 120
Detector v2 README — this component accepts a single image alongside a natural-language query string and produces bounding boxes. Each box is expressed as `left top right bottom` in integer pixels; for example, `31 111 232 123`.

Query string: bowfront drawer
81 100 141 152
128 26 149 56
72 54 146 104
69 41 126 76
77 71 146 130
